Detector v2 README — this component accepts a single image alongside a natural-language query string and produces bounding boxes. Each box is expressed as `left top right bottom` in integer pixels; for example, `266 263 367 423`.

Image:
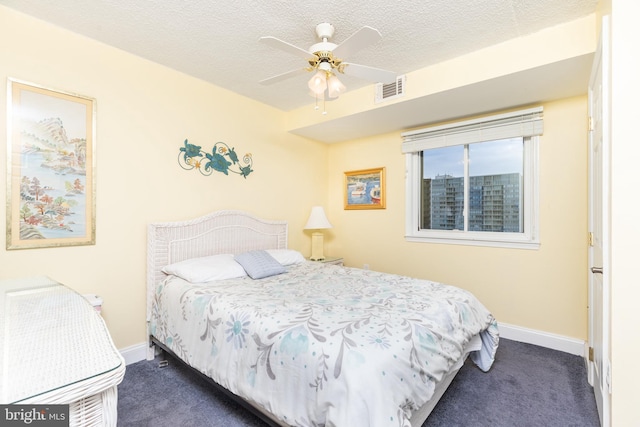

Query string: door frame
587 15 611 427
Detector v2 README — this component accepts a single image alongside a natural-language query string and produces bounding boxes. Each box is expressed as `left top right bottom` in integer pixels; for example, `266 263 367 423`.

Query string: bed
146 210 499 427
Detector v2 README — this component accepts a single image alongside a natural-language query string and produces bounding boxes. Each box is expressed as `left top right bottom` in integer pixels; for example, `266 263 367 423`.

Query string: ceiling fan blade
341 63 397 84
259 36 312 60
259 68 308 85
332 26 382 59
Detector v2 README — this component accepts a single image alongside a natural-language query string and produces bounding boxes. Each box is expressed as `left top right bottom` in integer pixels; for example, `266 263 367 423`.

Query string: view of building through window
420 138 523 232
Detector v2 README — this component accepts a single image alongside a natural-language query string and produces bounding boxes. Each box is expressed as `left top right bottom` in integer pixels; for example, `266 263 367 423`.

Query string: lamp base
309 232 325 261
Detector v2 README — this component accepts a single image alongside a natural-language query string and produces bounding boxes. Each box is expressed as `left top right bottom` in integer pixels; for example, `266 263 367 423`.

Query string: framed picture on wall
6 78 96 250
344 167 386 210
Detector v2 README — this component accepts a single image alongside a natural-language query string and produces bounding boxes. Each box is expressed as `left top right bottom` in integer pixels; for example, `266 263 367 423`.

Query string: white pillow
162 254 247 283
265 249 306 266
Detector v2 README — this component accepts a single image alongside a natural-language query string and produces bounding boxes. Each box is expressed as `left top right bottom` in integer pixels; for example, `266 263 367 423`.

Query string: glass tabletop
0 276 123 403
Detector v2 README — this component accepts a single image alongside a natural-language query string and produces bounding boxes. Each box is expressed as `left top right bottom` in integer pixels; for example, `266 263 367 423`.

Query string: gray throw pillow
235 250 286 279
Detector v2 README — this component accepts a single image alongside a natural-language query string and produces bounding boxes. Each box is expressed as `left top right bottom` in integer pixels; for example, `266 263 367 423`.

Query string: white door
588 16 610 427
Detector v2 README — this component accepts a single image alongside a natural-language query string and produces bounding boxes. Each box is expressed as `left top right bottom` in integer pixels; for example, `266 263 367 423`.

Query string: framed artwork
6 79 96 250
344 167 386 210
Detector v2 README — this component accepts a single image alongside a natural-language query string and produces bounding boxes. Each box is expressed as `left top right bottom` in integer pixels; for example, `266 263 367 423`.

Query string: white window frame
403 107 542 250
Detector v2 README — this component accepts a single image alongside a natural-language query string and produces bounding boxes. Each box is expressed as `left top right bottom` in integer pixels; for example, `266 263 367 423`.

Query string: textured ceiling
0 0 598 112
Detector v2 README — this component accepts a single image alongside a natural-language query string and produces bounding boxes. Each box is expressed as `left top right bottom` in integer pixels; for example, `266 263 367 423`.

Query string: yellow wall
326 97 589 340
0 6 328 349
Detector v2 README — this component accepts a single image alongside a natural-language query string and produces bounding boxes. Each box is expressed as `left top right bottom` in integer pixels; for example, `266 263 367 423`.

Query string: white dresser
0 276 125 426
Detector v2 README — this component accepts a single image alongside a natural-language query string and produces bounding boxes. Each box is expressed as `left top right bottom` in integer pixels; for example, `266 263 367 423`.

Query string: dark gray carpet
117 339 600 427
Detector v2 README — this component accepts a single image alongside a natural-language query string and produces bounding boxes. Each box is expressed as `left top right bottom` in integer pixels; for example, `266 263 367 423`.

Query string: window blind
401 107 543 153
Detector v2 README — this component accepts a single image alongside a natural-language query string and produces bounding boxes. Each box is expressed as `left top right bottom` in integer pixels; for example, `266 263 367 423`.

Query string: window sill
404 235 540 250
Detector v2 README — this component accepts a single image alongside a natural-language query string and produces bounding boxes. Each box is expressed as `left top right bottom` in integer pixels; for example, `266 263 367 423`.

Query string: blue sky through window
423 138 523 179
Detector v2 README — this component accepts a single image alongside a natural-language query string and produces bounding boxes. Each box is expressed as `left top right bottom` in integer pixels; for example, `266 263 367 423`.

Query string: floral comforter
151 262 499 427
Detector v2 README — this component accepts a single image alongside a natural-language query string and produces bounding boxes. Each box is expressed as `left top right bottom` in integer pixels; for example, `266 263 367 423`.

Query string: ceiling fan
259 23 397 100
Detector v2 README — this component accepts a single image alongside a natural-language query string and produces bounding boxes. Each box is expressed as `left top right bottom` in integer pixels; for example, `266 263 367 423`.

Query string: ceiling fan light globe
308 70 327 95
327 74 346 98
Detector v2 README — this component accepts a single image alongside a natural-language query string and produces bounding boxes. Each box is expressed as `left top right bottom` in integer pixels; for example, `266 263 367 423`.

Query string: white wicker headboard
146 210 288 331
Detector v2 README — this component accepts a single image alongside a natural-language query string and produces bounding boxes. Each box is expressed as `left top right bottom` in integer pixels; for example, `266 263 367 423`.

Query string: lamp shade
304 206 332 230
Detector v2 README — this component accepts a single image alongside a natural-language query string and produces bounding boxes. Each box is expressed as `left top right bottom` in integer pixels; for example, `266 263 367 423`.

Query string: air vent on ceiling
375 75 405 103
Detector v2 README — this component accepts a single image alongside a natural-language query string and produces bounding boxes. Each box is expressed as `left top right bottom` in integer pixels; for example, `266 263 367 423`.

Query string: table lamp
304 206 332 261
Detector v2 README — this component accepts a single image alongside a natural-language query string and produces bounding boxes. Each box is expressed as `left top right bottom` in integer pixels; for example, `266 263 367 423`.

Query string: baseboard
119 323 586 366
119 342 148 365
498 322 586 357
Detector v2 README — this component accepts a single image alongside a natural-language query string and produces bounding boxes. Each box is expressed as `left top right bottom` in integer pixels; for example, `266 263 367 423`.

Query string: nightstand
307 256 344 266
